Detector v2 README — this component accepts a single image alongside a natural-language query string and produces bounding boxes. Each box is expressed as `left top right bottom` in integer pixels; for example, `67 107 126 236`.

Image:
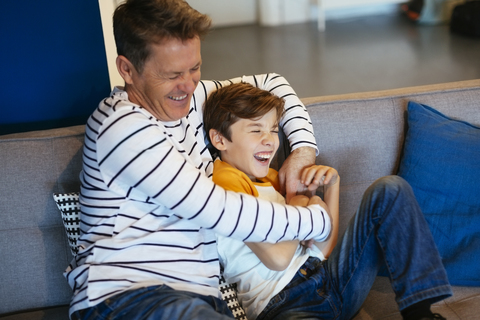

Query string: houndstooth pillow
53 192 81 256
52 192 248 320
219 270 247 320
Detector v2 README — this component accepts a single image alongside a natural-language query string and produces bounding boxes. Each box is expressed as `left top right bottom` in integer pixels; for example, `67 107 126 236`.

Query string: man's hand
278 146 316 203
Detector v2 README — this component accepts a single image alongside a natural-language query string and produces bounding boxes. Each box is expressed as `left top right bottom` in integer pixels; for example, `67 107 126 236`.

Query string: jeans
257 176 452 320
71 285 234 320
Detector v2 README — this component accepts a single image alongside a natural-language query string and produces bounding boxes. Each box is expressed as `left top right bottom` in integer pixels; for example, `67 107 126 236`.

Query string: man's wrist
291 146 316 163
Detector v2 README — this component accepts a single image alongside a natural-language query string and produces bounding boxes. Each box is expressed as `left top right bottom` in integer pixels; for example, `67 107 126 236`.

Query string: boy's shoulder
212 160 258 196
256 168 280 192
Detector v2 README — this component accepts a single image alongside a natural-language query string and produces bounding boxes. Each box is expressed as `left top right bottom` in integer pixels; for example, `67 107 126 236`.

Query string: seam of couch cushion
301 79 480 106
0 125 85 141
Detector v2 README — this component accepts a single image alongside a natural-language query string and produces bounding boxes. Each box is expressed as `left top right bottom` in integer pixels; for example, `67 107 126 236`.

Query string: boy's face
217 109 280 180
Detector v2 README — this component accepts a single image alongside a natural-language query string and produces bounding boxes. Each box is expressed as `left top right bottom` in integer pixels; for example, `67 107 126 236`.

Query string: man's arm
278 146 317 203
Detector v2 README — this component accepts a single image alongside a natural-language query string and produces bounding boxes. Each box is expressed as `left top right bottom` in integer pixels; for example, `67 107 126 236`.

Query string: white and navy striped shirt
65 74 330 316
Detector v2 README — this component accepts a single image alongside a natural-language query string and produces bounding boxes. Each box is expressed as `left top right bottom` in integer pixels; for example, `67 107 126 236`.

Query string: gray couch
1 79 479 319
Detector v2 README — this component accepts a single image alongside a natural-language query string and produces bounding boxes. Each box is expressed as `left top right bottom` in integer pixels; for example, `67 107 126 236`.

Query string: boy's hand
287 194 327 210
287 194 309 206
301 165 339 193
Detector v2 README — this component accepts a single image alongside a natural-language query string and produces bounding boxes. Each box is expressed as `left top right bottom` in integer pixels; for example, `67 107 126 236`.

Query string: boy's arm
245 194 313 271
245 240 299 271
298 165 340 258
313 177 340 258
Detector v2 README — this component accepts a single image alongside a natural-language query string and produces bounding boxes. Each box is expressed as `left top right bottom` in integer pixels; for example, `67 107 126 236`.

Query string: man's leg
326 176 451 319
72 285 234 320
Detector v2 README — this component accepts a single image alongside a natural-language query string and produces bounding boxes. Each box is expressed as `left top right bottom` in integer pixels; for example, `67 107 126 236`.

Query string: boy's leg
72 285 234 320
326 176 451 319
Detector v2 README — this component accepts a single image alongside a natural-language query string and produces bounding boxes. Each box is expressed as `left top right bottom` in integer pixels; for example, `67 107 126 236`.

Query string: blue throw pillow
398 101 480 286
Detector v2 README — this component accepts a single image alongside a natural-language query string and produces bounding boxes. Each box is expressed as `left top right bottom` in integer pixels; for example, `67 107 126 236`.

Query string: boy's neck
219 156 258 182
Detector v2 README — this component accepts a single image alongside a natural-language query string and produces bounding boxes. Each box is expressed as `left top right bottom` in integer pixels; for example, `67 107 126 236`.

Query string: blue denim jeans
257 176 452 320
71 285 234 320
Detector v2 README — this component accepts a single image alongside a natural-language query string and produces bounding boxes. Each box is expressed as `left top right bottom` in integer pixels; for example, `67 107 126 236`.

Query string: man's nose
178 72 198 93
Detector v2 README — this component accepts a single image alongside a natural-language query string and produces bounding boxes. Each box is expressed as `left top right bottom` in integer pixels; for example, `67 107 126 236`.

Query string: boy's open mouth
254 152 271 163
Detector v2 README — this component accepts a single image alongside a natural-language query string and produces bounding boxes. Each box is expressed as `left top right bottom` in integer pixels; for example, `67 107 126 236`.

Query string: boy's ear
209 129 227 151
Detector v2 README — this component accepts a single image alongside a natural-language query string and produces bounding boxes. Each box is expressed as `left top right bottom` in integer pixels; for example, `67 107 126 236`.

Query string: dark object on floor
450 0 480 37
402 0 425 21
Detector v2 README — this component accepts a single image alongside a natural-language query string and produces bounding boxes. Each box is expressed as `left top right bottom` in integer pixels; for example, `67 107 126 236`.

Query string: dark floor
200 12 480 98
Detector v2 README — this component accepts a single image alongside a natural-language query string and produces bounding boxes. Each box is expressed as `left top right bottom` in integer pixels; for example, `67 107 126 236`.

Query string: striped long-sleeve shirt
65 73 331 316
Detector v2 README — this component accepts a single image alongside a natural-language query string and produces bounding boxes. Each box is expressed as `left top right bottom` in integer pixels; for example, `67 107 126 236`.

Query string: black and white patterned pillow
53 192 81 256
219 271 247 320
52 192 248 319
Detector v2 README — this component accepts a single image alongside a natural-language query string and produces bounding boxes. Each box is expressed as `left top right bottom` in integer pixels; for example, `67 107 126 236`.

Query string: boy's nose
262 133 274 145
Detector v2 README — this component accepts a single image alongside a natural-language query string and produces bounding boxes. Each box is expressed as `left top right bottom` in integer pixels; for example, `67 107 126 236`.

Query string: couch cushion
353 277 480 320
0 125 84 315
398 101 480 286
0 305 70 320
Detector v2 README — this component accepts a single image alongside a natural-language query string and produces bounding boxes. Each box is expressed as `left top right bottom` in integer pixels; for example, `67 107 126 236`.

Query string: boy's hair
203 82 285 146
113 0 211 73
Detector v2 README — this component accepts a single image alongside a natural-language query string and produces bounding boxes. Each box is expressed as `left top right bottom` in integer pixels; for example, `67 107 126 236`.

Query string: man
66 0 330 319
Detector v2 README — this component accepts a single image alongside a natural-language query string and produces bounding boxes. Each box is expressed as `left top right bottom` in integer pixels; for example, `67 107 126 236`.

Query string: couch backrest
0 125 85 315
0 79 479 316
300 79 480 236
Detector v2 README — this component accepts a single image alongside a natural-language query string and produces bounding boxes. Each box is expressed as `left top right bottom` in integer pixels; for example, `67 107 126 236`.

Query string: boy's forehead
237 111 280 127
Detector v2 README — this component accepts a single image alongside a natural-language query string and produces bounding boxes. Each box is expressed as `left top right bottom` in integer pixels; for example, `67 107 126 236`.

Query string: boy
204 82 450 320
204 82 340 319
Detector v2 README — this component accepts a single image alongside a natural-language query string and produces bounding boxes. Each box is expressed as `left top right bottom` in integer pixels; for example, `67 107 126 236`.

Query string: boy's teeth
254 152 271 160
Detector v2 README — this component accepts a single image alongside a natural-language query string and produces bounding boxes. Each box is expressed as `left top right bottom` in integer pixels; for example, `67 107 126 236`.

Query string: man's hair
113 0 211 73
203 82 285 146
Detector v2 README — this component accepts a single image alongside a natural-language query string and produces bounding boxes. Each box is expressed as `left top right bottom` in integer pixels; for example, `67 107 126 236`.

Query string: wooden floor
200 11 480 98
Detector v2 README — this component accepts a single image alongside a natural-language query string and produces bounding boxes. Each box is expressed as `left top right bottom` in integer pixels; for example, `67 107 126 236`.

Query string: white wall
98 0 405 88
259 0 312 26
322 0 403 20
98 0 124 89
186 0 257 27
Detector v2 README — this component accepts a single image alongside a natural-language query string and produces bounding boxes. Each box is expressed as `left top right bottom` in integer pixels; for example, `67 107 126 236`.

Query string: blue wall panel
1 0 110 134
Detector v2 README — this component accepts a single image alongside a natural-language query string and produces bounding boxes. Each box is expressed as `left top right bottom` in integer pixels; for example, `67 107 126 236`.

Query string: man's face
127 36 202 122
220 109 280 180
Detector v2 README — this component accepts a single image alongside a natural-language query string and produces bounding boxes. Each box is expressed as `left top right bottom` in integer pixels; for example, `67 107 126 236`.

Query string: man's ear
116 55 135 85
209 129 227 151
